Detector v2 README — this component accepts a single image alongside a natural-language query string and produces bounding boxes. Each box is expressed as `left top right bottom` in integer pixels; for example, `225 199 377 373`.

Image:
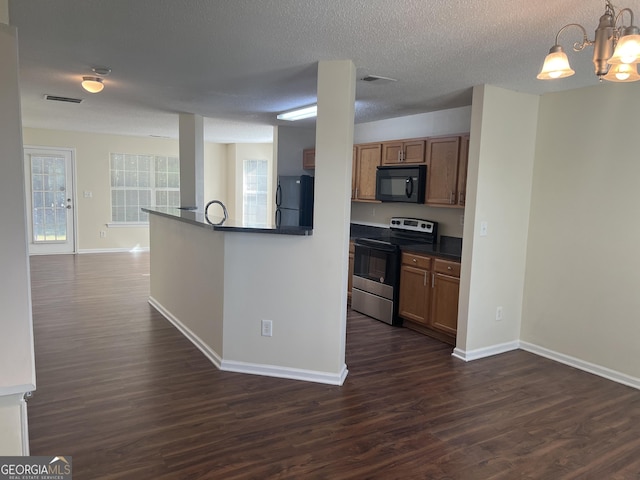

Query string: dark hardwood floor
28 253 640 479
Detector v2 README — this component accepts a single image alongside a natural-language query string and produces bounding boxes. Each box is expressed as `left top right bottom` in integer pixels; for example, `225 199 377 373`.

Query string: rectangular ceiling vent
360 75 398 84
44 94 83 104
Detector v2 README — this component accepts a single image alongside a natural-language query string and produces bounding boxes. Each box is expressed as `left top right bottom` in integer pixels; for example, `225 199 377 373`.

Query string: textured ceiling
8 0 621 143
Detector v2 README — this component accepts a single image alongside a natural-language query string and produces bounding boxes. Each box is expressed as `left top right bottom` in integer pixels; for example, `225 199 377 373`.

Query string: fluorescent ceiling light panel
277 105 317 121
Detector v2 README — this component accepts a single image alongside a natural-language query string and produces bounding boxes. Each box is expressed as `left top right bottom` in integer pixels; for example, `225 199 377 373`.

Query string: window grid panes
243 159 268 227
110 153 180 223
31 155 68 242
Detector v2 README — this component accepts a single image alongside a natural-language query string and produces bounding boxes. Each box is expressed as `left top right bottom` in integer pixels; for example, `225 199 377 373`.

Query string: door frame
23 145 78 255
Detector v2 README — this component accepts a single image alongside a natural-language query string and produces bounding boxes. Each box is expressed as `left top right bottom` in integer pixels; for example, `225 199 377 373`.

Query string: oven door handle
354 239 398 253
405 176 414 198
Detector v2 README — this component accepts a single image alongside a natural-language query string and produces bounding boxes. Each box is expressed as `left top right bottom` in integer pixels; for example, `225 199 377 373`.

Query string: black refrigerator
275 175 314 227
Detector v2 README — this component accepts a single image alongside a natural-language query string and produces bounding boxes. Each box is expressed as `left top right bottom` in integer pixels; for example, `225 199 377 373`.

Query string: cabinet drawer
433 259 460 277
401 252 432 269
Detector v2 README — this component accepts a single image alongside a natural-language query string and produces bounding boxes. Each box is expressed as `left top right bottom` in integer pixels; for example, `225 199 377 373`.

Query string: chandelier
537 1 640 82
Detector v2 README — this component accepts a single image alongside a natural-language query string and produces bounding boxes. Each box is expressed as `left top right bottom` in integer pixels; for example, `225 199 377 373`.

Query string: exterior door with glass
23 147 76 254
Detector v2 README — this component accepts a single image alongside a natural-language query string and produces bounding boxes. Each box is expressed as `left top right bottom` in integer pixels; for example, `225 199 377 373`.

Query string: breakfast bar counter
143 207 313 236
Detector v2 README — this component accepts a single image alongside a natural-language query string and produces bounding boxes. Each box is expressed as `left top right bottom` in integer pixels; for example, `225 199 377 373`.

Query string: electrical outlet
460 214 465 226
83 191 93 198
480 221 488 237
496 306 503 321
372 207 376 217
100 230 106 238
261 319 273 337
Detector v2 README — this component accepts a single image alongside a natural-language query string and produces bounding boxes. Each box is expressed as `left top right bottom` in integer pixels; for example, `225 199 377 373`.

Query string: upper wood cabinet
425 135 467 207
457 135 470 207
381 139 425 165
353 143 381 202
302 148 315 170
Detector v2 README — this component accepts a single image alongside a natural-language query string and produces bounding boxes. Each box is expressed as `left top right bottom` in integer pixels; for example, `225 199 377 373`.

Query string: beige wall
22 128 179 251
149 61 355 382
22 128 266 251
457 85 539 356
521 82 640 380
225 143 273 221
1 0 8 24
223 61 355 377
149 215 225 356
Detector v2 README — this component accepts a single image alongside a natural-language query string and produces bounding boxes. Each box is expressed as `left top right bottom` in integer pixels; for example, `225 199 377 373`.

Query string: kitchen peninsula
144 60 356 388
144 202 349 386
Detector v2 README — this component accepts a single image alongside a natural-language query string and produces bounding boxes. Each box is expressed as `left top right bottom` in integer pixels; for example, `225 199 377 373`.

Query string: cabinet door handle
450 192 455 204
424 272 427 286
398 150 402 163
432 273 435 288
412 258 417 263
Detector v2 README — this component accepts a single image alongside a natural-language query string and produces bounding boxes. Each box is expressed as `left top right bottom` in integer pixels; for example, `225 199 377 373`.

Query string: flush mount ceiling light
276 105 317 121
81 76 104 93
537 0 640 82
81 66 111 93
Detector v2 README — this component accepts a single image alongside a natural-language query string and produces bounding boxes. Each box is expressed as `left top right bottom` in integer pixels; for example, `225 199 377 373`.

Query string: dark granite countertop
350 223 462 262
143 207 313 236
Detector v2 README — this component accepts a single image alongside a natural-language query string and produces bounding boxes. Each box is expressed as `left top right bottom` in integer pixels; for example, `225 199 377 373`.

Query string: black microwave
375 165 426 203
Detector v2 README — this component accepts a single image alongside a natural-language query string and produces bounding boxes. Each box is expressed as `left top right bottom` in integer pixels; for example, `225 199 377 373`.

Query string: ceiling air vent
44 94 83 104
360 75 398 84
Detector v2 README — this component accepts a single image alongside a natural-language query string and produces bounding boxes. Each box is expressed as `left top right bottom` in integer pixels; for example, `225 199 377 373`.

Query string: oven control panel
389 217 437 234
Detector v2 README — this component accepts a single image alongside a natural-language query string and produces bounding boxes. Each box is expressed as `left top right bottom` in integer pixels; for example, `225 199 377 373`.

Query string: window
242 159 268 226
110 153 180 223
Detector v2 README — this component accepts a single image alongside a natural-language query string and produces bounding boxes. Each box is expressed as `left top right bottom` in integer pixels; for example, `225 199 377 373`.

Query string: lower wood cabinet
398 252 460 345
398 253 432 325
430 259 460 337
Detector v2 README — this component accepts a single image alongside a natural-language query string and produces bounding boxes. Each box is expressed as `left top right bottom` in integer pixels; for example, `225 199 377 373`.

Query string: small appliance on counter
275 175 314 227
375 165 426 203
351 217 438 326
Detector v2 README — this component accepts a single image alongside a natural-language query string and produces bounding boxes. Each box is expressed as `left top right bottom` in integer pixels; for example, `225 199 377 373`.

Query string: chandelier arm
554 23 592 51
614 7 634 28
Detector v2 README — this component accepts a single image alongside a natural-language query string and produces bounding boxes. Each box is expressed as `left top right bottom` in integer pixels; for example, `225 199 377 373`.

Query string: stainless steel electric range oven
352 217 438 326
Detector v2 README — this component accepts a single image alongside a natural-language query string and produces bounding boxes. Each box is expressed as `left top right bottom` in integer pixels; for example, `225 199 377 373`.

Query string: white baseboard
78 247 150 254
148 296 222 369
148 296 347 386
452 340 520 362
221 360 348 386
520 341 640 391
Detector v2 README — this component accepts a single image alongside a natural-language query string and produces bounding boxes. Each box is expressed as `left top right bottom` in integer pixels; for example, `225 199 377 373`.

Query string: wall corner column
179 113 204 209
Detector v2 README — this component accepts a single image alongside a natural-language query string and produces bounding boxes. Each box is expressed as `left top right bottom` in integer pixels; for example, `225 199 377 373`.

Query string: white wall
350 106 471 235
456 85 538 357
521 82 640 382
0 22 34 455
275 125 316 176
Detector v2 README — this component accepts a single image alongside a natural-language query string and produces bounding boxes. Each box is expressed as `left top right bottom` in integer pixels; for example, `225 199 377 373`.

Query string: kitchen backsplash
350 201 464 238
